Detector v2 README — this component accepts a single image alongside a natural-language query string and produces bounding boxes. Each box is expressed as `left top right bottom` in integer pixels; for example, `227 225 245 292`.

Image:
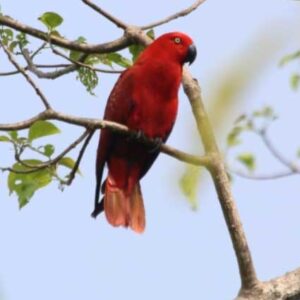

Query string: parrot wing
92 69 136 217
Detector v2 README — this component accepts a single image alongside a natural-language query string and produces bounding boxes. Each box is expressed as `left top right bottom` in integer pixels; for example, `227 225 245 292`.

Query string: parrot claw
134 130 146 140
149 137 163 153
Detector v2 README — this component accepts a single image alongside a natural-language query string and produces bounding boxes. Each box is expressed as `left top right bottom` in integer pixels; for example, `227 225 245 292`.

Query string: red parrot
92 32 197 233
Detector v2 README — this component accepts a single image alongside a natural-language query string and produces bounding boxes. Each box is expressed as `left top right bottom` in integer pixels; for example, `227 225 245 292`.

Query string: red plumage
92 32 196 233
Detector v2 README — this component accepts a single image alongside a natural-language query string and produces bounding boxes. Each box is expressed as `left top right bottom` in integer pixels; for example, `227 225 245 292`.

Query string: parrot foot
132 130 147 141
149 137 163 153
130 130 162 152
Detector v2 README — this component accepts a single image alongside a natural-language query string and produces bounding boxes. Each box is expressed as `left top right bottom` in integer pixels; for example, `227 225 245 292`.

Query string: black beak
184 44 197 65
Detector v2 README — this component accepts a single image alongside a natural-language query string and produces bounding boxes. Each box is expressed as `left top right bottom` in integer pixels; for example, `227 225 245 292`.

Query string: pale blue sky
0 1 300 299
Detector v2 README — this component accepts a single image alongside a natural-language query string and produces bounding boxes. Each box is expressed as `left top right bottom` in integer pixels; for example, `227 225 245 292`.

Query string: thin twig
0 41 51 109
1 129 90 174
22 48 79 79
49 44 123 74
141 0 207 30
82 0 128 29
230 168 296 180
0 69 21 76
63 130 95 185
0 64 71 76
30 42 47 59
260 130 300 172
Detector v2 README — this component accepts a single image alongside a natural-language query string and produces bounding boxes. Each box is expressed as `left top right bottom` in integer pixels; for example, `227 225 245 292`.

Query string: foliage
38 12 64 32
280 50 300 90
179 165 200 210
129 29 155 62
0 121 77 208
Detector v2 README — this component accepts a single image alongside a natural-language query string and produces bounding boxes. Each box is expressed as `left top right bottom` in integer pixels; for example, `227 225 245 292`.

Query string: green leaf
16 32 29 48
0 135 10 142
9 40 18 52
279 51 300 66
8 160 52 208
77 67 98 95
8 131 18 141
227 126 243 147
0 28 13 46
85 54 104 65
290 74 300 91
252 106 277 120
129 29 155 62
28 121 60 142
129 44 144 63
69 36 86 61
297 149 300 158
179 165 200 210
146 29 155 40
38 12 63 31
234 114 247 124
107 53 132 68
58 157 81 174
237 153 256 172
43 144 55 157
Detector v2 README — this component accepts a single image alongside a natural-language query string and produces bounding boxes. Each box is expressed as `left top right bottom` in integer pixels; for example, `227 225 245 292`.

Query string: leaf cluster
0 121 78 208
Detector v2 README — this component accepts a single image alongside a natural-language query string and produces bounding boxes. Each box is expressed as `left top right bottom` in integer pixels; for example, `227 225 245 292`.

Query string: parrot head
137 32 197 66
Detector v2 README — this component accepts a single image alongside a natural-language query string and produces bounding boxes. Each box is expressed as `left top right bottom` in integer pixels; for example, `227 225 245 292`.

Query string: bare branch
22 49 79 79
182 69 258 291
0 69 20 76
236 268 300 299
82 0 128 29
141 0 207 30
0 15 131 53
0 109 210 168
0 41 51 109
30 42 47 59
230 168 297 180
0 64 72 77
49 44 123 74
260 130 300 172
267 268 300 300
63 130 95 185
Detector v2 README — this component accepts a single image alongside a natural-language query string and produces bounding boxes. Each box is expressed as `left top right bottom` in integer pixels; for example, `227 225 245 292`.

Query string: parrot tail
104 175 145 233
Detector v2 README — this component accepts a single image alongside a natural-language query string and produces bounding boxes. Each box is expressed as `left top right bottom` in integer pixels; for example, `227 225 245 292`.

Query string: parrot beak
185 44 197 65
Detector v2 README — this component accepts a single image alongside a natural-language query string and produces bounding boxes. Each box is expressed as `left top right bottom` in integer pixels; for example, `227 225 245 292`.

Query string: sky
0 1 300 299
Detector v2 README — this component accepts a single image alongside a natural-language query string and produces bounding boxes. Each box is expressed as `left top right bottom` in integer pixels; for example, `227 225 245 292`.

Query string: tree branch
230 168 297 180
0 15 131 54
22 49 79 79
49 44 122 74
62 129 95 186
0 41 51 109
0 109 210 168
182 70 259 291
236 268 300 299
82 0 128 29
260 130 300 173
141 0 207 30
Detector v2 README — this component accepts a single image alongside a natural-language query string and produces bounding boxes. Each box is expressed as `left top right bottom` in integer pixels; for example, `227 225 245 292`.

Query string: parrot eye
173 37 182 44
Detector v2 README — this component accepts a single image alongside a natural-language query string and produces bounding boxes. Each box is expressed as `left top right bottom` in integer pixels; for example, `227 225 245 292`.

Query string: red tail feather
104 176 145 233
